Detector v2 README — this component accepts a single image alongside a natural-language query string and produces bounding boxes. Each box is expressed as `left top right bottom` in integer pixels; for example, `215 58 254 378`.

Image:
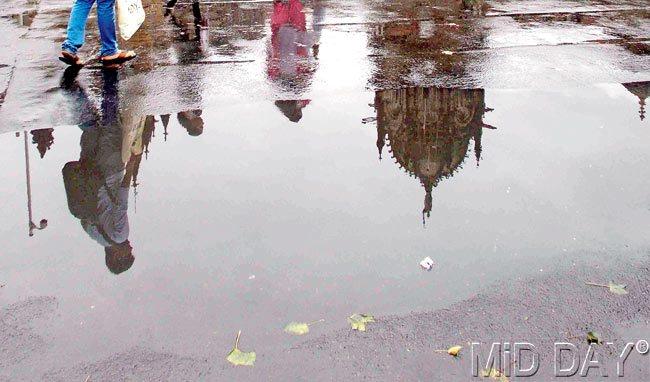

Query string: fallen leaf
227 348 256 366
585 281 628 295
284 322 310 335
348 314 375 331
226 330 256 366
284 319 324 336
481 367 509 381
608 282 628 295
587 331 602 345
447 346 462 357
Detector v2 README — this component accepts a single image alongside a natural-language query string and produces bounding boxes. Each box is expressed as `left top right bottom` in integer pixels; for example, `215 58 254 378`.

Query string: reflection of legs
97 0 118 57
96 70 124 176
164 0 178 17
62 0 96 54
101 70 119 127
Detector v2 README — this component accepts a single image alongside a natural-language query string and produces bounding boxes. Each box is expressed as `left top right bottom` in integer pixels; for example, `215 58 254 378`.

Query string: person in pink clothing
267 0 312 83
268 0 318 121
270 0 306 32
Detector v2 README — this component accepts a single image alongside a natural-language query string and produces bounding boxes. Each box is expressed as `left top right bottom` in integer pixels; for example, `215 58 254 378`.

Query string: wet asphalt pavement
0 0 649 380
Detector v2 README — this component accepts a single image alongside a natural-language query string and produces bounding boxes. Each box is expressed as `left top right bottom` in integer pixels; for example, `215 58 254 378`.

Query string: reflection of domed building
374 87 490 223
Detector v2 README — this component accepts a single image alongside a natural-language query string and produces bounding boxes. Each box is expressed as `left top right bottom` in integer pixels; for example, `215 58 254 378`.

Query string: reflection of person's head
274 100 310 123
177 110 204 136
105 241 134 275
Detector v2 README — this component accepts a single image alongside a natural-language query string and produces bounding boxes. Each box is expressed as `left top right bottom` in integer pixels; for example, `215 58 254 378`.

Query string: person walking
59 0 136 68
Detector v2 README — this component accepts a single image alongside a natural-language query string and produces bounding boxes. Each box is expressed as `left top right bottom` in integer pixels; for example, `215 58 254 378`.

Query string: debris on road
482 367 509 381
348 313 375 331
585 281 628 295
226 330 256 366
284 319 324 336
435 345 462 357
420 257 434 271
587 331 602 345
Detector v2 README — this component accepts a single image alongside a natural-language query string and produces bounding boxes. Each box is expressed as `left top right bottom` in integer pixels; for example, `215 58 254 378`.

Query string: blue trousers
62 0 118 57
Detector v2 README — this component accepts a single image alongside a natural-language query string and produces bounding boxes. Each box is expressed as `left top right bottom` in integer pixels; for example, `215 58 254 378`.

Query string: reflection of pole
24 131 33 235
23 131 47 237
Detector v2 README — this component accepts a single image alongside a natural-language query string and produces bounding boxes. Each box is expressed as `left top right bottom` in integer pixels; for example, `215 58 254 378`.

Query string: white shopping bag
117 0 145 40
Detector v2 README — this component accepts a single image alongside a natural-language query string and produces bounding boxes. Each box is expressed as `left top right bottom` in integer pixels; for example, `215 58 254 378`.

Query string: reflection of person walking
61 70 136 275
59 0 136 69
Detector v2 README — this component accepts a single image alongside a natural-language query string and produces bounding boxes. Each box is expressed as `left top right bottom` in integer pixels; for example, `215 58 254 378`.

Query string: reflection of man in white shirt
81 162 134 273
77 115 144 275
81 172 129 247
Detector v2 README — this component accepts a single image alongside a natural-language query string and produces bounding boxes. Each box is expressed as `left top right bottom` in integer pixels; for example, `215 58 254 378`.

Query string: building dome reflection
374 87 491 223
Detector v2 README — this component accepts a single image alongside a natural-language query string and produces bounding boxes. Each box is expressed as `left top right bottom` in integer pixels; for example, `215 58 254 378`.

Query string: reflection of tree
623 81 649 121
374 87 491 223
30 128 54 158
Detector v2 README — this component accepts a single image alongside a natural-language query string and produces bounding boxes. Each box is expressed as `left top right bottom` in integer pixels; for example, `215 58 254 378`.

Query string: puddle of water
487 19 614 49
1 0 650 376
1 81 649 369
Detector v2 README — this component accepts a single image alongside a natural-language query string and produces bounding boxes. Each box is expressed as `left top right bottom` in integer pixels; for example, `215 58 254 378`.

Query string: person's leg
96 0 118 57
61 0 96 54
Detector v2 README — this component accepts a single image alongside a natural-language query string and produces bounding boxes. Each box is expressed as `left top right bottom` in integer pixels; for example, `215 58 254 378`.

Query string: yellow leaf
226 330 256 366
348 313 375 331
226 348 256 366
284 322 310 335
447 346 462 357
481 368 509 381
608 282 628 295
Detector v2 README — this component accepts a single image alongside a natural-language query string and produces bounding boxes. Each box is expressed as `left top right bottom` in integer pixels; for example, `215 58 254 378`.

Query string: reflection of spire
30 128 54 159
161 114 170 141
639 100 645 121
375 93 386 161
131 154 143 213
142 116 156 159
131 154 143 189
623 82 649 121
422 183 432 226
474 125 482 167
377 129 385 161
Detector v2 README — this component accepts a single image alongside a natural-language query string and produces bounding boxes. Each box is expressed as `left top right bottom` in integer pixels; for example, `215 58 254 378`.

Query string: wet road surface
0 0 649 380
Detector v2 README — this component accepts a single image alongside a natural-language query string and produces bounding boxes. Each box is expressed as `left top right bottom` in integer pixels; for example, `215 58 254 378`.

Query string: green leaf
226 348 256 366
587 331 602 345
348 313 375 331
284 322 310 335
608 282 628 295
226 330 256 366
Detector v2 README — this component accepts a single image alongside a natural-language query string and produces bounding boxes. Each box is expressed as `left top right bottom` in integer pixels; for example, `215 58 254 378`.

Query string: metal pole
23 131 34 236
23 131 47 237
